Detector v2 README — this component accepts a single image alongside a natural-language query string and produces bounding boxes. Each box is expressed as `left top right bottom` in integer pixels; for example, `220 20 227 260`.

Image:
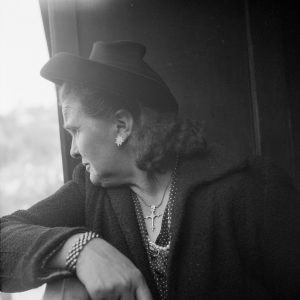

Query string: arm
1 163 153 300
43 235 152 300
0 165 89 292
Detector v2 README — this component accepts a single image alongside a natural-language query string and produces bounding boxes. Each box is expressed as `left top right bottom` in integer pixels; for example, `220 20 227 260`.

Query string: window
0 1 63 299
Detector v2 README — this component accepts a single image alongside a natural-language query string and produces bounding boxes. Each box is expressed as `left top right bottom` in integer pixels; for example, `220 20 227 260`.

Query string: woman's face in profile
61 96 129 187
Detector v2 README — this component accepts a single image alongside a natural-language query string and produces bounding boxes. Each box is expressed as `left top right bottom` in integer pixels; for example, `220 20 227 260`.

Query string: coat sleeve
259 160 300 298
0 164 90 292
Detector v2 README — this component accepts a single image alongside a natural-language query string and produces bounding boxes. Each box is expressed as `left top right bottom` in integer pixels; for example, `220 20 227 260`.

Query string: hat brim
40 53 178 113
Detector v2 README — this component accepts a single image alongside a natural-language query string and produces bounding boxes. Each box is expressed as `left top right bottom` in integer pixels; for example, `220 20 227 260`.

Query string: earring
115 135 125 147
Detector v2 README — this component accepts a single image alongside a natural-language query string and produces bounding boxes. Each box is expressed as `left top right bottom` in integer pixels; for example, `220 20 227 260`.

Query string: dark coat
1 144 300 299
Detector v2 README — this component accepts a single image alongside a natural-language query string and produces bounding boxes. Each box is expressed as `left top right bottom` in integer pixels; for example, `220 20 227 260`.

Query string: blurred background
0 1 63 299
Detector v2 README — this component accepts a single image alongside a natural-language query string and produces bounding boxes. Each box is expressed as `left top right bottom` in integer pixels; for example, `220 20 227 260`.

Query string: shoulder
246 155 295 190
180 143 297 206
232 154 297 198
207 150 299 225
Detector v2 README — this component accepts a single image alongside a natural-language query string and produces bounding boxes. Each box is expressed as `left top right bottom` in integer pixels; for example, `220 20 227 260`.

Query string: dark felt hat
40 40 178 113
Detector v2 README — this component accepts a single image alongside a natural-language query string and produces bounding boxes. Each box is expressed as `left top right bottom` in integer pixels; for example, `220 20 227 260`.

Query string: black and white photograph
1 0 299 299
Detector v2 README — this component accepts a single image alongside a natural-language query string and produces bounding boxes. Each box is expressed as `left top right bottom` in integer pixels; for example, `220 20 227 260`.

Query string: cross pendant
144 205 162 232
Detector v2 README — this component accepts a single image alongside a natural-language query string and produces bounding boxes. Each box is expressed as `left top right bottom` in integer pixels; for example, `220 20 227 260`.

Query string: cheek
78 135 99 158
78 131 115 161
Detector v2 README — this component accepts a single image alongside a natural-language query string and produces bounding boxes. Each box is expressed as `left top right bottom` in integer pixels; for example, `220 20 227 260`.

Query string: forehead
62 97 83 125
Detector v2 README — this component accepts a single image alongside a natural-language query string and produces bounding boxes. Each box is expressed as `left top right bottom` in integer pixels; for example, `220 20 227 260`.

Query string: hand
43 277 90 300
76 238 153 300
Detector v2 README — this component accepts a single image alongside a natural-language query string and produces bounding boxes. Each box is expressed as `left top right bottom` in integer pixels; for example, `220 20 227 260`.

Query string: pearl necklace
132 159 178 256
132 159 178 300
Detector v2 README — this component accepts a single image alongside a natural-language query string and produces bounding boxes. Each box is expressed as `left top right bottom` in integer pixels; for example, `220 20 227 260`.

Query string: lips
82 162 90 172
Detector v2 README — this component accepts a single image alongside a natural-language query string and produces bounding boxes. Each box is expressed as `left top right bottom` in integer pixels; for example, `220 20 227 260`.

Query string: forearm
0 165 90 292
0 221 86 292
48 233 84 269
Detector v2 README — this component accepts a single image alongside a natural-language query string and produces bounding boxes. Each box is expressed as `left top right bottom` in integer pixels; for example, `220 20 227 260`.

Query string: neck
129 168 173 206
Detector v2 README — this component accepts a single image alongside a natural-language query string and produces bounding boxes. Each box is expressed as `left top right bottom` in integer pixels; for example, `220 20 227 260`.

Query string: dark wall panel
248 0 294 175
281 2 300 188
75 0 254 155
41 0 298 188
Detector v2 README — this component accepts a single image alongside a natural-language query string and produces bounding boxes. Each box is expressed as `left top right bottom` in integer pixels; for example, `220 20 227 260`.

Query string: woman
1 41 300 300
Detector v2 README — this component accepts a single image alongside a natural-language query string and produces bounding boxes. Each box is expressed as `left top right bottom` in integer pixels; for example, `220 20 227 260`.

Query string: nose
70 138 81 159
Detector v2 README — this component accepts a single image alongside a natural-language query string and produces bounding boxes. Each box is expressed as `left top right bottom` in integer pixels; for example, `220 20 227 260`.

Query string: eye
72 128 80 137
73 128 79 135
65 126 79 137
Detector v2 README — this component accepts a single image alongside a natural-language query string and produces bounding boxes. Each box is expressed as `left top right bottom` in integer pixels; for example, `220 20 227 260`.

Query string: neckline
134 195 170 245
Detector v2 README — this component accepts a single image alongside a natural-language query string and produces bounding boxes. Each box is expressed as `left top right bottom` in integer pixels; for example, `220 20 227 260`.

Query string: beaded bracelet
65 231 99 273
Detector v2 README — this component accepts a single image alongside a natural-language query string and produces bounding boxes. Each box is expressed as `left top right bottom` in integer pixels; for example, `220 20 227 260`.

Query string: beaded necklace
132 161 178 300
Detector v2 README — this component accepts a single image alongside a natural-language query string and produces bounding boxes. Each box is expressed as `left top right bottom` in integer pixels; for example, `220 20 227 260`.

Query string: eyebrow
62 106 72 130
62 105 72 119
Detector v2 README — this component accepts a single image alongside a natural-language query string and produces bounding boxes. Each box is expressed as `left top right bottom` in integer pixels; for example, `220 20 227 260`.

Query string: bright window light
0 1 63 299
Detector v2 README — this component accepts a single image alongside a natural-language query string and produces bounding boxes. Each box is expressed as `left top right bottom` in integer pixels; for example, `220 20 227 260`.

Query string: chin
89 172 120 188
89 172 104 186
89 176 102 186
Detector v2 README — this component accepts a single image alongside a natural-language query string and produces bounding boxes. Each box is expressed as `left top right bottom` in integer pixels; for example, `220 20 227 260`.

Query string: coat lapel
106 144 248 299
107 186 160 298
167 144 248 294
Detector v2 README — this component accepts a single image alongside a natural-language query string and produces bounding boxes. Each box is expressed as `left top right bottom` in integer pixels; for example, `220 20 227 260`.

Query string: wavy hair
59 82 207 173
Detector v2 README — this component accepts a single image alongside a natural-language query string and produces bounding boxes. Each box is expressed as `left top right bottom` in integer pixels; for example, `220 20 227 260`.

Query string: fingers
64 278 90 300
75 239 153 300
86 280 135 300
119 287 136 300
43 278 90 300
135 282 153 300
85 276 152 300
88 285 152 300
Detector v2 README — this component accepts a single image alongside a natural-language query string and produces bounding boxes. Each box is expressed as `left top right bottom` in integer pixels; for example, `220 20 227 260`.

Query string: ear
114 109 134 139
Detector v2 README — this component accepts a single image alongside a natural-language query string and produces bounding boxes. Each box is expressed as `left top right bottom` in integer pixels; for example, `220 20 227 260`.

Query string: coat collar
106 184 160 297
167 143 248 285
106 143 248 296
